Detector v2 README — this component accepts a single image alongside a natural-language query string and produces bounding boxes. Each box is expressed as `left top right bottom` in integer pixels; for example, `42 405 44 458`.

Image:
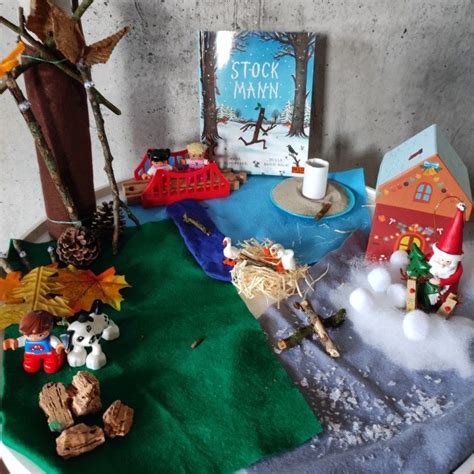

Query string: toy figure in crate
2 311 65 374
141 149 172 179
124 147 230 207
184 143 209 170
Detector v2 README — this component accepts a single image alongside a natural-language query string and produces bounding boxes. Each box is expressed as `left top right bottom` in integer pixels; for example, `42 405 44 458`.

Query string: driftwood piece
314 202 332 221
67 371 102 417
56 423 105 459
102 400 134 438
294 300 340 358
39 383 75 432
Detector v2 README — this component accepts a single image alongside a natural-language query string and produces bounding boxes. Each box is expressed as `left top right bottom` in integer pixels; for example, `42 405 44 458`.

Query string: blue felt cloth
127 168 371 266
166 200 232 282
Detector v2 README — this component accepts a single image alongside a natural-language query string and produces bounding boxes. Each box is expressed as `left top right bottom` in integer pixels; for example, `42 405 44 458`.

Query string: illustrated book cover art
199 31 316 176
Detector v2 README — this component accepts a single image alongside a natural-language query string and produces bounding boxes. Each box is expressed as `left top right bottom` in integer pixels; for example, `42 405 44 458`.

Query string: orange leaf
0 42 26 78
84 27 129 65
0 271 22 303
56 265 130 313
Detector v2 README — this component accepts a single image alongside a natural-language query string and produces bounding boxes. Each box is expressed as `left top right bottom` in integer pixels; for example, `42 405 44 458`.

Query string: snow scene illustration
199 31 316 176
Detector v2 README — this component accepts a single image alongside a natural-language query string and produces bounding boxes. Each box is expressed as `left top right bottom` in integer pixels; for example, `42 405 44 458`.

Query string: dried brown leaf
26 0 53 41
50 2 85 63
84 27 129 65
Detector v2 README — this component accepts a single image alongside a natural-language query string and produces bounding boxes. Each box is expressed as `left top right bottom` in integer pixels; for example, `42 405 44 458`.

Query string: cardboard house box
367 124 472 262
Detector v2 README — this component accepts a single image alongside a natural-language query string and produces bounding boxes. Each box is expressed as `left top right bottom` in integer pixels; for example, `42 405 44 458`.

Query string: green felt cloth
1 221 322 473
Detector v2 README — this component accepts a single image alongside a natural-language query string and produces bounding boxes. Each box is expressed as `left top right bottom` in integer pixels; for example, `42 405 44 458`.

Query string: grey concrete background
0 0 472 249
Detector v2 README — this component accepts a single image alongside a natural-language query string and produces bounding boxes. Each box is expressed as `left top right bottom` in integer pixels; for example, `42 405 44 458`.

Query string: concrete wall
0 0 472 249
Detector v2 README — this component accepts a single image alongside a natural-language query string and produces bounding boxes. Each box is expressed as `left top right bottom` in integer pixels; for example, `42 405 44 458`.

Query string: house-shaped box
366 124 472 261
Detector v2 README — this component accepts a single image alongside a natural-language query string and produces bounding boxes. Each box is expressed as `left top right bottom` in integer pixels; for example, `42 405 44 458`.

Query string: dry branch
5 74 81 225
77 61 139 253
0 15 121 114
294 300 340 358
73 0 94 21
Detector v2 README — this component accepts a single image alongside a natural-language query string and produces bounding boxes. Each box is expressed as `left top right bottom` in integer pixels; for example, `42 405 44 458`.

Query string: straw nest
230 239 315 305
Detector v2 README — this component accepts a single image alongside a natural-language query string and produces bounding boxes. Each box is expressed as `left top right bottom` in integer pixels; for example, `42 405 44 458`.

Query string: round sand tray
271 178 355 220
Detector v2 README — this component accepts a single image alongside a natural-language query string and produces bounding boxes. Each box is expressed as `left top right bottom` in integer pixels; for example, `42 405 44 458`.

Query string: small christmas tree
406 244 431 279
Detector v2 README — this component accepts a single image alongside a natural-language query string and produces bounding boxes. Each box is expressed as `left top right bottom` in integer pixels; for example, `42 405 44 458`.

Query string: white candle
302 158 329 200
18 0 71 16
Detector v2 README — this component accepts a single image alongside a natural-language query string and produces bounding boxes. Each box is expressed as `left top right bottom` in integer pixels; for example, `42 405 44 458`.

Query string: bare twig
294 300 340 358
77 62 139 254
5 74 81 226
0 15 121 114
18 7 26 36
73 0 94 21
12 239 32 271
0 60 35 94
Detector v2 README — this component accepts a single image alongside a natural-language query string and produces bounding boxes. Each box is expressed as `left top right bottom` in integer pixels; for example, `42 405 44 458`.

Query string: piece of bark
56 423 105 459
102 400 134 438
39 383 74 432
277 325 314 351
67 371 102 417
294 300 340 358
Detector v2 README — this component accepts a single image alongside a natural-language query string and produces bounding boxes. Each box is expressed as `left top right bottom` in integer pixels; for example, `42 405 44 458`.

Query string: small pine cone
56 226 100 267
90 201 125 238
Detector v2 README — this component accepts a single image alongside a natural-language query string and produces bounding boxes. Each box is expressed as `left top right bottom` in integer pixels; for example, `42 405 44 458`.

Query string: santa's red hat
432 202 466 261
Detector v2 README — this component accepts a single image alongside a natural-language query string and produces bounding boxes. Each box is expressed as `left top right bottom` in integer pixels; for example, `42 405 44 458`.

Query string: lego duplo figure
143 148 172 179
3 310 65 374
185 143 209 170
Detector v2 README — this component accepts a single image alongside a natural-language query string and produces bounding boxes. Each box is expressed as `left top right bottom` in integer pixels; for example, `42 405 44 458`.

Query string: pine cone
90 201 125 238
56 227 100 267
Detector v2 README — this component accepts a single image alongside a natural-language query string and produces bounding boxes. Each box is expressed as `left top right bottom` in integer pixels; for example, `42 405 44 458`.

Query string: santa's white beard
429 258 458 279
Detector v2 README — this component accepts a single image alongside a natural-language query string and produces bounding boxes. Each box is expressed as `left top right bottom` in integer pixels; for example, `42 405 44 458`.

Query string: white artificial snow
403 310 430 341
331 260 474 378
386 283 407 309
367 267 392 293
389 250 409 269
349 288 375 313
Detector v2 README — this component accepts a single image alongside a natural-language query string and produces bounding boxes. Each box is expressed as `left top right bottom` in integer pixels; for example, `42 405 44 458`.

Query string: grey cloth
250 231 474 474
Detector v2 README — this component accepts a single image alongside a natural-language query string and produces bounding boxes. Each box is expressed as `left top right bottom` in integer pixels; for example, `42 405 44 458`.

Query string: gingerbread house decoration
367 124 472 261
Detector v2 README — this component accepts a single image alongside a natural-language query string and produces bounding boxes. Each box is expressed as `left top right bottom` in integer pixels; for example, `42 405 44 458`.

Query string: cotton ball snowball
349 288 375 313
386 283 406 309
390 250 409 269
403 310 430 341
367 267 392 292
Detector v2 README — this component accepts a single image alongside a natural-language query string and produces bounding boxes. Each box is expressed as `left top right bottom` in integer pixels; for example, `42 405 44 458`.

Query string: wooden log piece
294 300 340 358
67 371 102 417
39 383 74 432
102 400 134 438
406 278 417 311
56 423 105 459
437 293 458 319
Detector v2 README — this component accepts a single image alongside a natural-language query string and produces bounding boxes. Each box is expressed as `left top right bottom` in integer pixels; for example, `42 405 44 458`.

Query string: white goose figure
223 236 240 263
277 248 296 271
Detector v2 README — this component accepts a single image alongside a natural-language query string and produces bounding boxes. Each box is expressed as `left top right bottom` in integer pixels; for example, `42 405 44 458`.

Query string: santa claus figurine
426 202 466 305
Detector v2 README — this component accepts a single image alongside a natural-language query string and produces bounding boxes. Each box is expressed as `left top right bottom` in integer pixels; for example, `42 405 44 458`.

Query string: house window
414 183 432 202
397 233 424 252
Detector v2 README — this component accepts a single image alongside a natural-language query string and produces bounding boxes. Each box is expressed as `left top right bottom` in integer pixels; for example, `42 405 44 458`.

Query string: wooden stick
277 325 314 351
12 239 31 271
5 74 81 226
73 0 94 20
0 15 121 115
294 300 340 358
77 62 139 254
315 202 332 220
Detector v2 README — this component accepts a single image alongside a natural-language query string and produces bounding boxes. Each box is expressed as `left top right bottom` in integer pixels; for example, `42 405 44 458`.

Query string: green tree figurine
406 244 431 279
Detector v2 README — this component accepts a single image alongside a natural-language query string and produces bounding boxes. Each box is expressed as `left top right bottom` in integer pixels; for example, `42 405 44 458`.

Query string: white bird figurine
223 236 240 265
276 248 296 271
269 243 284 257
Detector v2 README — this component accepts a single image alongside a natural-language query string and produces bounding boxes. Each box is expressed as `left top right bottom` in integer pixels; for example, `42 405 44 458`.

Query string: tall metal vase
23 61 96 238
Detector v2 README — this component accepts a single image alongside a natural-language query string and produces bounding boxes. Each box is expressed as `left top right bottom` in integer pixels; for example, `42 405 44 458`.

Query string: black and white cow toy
64 300 119 370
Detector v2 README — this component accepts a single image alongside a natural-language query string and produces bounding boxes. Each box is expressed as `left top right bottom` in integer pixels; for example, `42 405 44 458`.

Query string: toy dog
63 300 119 370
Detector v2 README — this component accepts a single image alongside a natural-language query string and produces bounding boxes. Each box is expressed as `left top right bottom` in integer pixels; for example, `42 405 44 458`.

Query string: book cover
199 31 316 176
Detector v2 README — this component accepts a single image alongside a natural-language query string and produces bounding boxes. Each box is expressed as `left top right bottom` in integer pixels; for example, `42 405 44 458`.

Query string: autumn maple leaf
56 266 130 313
0 271 22 303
